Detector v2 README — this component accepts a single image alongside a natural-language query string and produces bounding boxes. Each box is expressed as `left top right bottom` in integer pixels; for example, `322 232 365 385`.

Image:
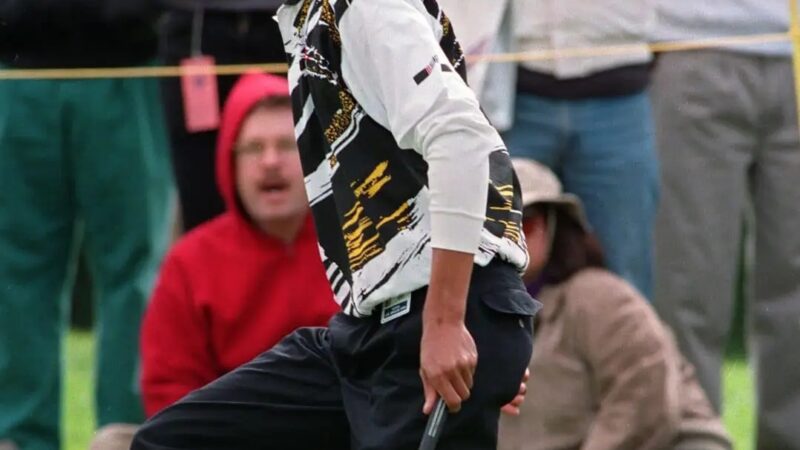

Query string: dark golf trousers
131 260 538 450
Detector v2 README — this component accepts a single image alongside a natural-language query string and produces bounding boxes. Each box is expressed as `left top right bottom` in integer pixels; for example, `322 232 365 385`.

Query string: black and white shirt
277 0 528 317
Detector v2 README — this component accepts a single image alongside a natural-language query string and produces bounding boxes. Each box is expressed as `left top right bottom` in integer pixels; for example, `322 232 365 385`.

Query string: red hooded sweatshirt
140 73 339 417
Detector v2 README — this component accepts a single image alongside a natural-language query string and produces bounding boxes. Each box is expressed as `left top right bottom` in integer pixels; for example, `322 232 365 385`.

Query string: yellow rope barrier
0 31 792 80
0 62 289 80
469 32 790 64
790 0 800 131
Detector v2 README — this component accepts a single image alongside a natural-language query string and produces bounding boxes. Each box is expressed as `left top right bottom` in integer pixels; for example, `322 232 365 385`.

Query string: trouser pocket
471 287 539 406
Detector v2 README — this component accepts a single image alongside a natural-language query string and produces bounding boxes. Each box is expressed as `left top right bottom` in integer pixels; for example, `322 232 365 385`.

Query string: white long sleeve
339 0 506 254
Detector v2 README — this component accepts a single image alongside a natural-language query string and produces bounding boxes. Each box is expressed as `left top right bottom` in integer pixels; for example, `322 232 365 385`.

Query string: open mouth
258 180 289 194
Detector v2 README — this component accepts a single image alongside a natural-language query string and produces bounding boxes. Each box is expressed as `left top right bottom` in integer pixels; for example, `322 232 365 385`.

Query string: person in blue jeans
491 0 659 298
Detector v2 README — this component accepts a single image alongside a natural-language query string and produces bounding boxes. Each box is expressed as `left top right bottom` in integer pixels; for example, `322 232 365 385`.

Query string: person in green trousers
0 1 173 449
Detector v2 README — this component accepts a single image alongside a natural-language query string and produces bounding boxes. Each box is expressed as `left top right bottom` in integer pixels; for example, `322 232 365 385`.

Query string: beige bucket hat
512 158 591 231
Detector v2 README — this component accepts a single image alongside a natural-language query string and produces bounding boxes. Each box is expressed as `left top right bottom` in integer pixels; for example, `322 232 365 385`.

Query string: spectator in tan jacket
498 158 731 450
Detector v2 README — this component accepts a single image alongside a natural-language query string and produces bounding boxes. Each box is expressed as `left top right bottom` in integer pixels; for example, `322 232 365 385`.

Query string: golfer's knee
90 424 138 450
129 419 161 450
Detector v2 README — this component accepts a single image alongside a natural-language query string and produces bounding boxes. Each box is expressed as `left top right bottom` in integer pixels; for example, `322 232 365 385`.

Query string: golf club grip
419 398 447 450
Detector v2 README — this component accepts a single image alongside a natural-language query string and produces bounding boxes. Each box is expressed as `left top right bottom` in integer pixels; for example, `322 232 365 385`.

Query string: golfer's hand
500 368 529 416
420 248 477 415
420 317 478 414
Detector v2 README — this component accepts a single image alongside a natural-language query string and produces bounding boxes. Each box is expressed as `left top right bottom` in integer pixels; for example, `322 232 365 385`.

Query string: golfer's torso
277 0 528 317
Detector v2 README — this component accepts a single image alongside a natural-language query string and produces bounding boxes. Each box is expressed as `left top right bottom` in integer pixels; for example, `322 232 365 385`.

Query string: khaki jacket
499 269 731 450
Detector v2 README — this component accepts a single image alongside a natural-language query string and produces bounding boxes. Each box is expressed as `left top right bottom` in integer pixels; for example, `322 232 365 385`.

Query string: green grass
723 358 755 450
63 330 755 450
64 331 96 450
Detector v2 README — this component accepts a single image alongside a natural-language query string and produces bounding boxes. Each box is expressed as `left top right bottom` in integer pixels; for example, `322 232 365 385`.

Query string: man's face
522 212 549 282
235 105 308 231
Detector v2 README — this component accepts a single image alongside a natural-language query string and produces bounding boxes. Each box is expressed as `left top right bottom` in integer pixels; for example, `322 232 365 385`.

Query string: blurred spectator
0 1 173 449
651 2 800 448
435 0 516 134
499 159 730 450
140 72 339 417
436 0 510 100
158 0 287 231
491 0 659 298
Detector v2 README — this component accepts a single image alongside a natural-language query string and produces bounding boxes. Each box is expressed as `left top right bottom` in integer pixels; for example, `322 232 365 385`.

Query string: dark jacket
0 0 161 67
159 0 283 11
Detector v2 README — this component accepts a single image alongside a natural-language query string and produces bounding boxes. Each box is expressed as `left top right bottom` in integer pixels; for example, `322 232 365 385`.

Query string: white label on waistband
380 293 412 324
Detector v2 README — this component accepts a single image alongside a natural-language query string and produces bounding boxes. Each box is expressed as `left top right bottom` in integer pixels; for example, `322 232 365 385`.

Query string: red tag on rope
180 55 220 132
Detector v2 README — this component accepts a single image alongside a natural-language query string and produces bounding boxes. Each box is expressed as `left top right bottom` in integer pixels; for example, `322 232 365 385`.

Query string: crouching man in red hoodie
139 72 341 418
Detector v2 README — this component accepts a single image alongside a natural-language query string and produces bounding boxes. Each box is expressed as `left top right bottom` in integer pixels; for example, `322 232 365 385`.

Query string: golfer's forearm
424 106 493 254
424 248 475 324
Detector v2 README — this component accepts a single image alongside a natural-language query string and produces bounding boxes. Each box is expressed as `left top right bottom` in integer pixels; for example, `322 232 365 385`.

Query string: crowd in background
0 0 798 449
